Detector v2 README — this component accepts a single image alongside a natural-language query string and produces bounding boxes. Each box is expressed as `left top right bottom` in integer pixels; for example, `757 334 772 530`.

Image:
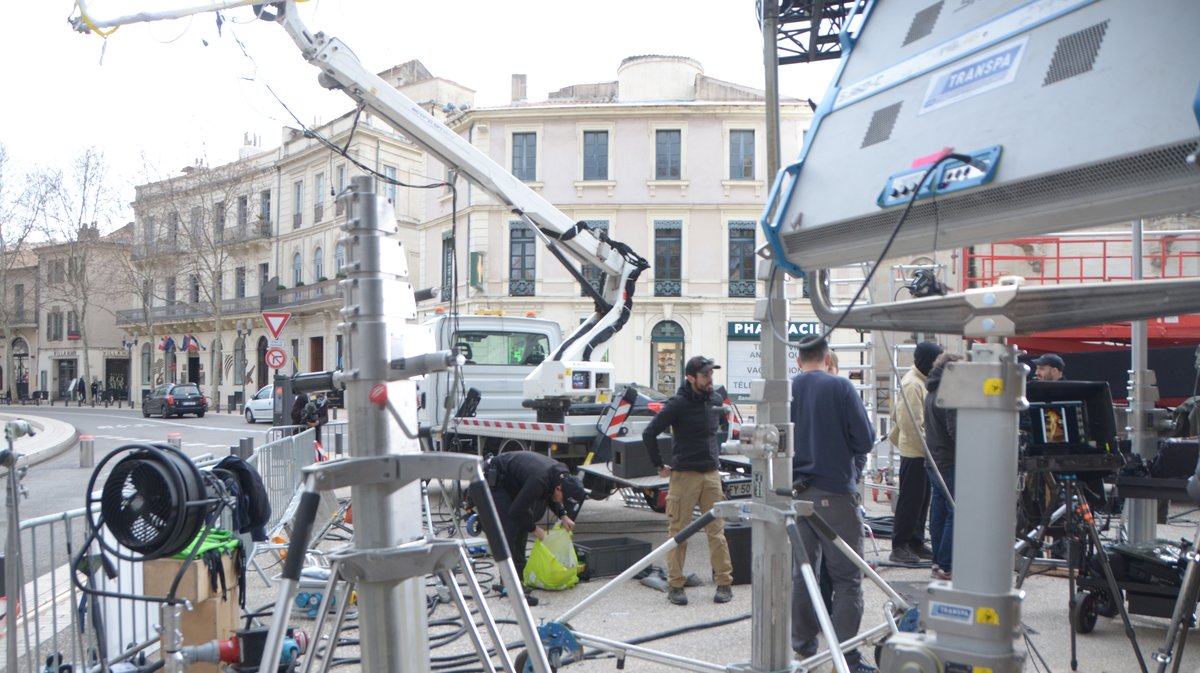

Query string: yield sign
262 312 291 340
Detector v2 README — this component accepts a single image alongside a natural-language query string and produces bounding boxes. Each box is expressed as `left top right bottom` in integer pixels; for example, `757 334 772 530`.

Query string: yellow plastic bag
522 526 580 590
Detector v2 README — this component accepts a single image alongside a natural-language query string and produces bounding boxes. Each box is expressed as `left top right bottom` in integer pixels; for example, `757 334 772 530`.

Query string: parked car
244 384 275 424
142 383 208 418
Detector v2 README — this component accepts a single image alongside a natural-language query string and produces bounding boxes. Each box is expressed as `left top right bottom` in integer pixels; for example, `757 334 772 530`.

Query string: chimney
511 74 527 104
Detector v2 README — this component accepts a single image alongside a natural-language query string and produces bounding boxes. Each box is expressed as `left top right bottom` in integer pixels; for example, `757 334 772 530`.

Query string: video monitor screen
1029 401 1087 448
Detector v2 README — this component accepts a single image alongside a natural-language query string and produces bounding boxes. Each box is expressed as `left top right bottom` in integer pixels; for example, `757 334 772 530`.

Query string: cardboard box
144 555 238 604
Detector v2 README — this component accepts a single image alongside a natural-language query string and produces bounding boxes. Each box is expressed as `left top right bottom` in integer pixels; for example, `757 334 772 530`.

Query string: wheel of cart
1071 590 1100 634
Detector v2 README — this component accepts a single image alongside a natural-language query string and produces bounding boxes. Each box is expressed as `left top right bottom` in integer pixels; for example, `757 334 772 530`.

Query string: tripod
1060 473 1149 672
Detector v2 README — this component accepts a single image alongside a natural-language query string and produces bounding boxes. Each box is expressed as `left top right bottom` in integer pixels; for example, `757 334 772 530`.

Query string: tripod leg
1062 478 1079 671
1154 522 1200 673
785 518 850 673
1074 483 1150 673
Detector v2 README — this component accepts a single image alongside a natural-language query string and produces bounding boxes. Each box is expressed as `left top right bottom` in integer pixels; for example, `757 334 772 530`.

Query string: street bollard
79 435 95 468
237 437 254 460
167 433 182 450
334 431 344 457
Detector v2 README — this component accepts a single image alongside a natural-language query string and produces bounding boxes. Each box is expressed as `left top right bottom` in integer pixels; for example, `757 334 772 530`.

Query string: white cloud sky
3 0 838 224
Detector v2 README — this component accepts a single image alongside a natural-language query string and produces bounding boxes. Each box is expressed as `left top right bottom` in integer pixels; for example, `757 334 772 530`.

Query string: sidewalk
0 412 78 469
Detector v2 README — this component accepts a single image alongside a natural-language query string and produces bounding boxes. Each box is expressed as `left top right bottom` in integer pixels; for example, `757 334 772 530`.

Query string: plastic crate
575 537 651 578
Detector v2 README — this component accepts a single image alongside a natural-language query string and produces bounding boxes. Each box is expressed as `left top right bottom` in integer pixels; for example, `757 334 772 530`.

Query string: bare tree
0 145 54 398
133 157 271 405
39 147 125 394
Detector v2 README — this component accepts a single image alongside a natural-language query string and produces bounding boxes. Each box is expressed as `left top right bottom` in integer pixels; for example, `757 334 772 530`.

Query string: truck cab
419 314 562 438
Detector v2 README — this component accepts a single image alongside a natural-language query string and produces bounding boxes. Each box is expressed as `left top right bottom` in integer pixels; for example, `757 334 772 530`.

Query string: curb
0 413 80 470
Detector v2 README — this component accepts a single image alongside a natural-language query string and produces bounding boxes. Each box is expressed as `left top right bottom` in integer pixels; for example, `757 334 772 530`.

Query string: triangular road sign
262 312 291 340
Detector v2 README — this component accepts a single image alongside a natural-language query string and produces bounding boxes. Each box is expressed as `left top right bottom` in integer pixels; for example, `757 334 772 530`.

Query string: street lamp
121 332 138 408
235 320 250 411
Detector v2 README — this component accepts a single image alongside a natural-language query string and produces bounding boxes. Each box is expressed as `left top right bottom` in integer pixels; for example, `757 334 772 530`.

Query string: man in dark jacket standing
643 355 733 606
790 336 876 672
925 352 963 581
486 451 586 582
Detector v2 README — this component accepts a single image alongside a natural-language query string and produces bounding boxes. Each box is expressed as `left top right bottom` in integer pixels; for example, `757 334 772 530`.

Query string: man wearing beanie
888 341 943 565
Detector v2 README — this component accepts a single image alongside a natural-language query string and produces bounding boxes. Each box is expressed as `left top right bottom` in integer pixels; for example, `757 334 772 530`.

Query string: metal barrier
7 429 321 673
265 421 347 457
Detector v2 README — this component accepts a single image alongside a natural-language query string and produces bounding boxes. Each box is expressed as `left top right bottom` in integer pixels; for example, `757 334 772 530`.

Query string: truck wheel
499 438 529 453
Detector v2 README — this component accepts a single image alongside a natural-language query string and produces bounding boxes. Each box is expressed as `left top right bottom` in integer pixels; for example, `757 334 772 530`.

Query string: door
57 359 78 400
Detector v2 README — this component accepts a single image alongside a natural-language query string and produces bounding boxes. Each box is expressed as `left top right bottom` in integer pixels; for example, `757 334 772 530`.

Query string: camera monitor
1024 380 1118 456
764 0 1200 273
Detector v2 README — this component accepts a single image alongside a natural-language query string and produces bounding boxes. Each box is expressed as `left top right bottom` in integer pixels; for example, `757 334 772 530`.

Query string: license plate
180 401 196 406
725 480 752 498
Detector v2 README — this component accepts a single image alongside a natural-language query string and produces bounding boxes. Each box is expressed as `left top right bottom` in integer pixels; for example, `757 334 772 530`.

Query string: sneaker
888 546 921 565
910 544 934 560
714 585 733 603
668 587 688 606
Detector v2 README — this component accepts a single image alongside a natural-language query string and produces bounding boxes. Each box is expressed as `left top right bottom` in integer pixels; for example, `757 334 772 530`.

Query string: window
512 133 537 181
48 260 65 284
13 284 24 321
315 172 325 221
237 195 248 227
729 130 755 180
259 189 271 226
68 257 82 283
728 221 756 297
292 252 303 286
293 181 303 229
259 263 270 292
583 131 608 180
314 247 324 280
142 215 155 244
167 212 180 246
655 130 682 180
190 274 200 303
47 311 62 341
654 220 682 296
335 165 347 215
214 201 225 242
579 220 609 296
382 165 397 204
441 235 454 301
165 277 177 304
451 330 552 366
141 343 152 385
335 242 346 274
509 222 536 296
189 206 202 243
67 311 80 340
235 267 247 298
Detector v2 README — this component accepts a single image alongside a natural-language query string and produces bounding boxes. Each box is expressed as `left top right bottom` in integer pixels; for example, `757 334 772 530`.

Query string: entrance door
651 320 685 395
309 336 324 372
188 355 201 384
57 359 78 400
256 337 269 390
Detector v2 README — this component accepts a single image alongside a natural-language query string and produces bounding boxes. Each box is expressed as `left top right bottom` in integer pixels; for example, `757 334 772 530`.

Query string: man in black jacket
643 355 733 606
486 451 586 581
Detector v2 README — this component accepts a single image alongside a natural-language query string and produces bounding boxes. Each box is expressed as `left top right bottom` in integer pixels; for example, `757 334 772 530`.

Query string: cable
765 153 975 353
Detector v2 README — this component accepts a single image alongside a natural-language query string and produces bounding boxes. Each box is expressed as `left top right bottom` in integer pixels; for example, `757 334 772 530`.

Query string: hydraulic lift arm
259 3 649 402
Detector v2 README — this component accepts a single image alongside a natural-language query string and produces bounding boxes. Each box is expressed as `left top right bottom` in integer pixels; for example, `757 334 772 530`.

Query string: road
3 404 272 525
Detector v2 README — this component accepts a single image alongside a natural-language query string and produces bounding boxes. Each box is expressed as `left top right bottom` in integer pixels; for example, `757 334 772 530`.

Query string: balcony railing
261 278 342 309
654 279 681 297
509 279 536 296
10 310 36 328
221 223 272 245
728 280 756 298
115 295 263 326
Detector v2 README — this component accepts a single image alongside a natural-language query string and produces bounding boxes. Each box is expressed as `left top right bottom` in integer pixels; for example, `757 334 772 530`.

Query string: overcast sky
3 1 838 226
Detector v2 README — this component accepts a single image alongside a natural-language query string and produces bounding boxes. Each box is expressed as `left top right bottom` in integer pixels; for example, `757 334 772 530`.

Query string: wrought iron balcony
509 279 536 296
728 280 757 298
9 310 37 328
261 277 343 309
654 279 681 297
115 295 263 326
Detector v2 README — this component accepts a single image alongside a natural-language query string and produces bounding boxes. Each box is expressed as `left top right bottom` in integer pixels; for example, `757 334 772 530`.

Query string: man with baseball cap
643 355 734 606
1033 354 1065 381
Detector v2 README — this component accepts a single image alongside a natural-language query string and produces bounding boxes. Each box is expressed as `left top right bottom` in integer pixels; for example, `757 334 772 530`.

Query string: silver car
244 384 276 424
